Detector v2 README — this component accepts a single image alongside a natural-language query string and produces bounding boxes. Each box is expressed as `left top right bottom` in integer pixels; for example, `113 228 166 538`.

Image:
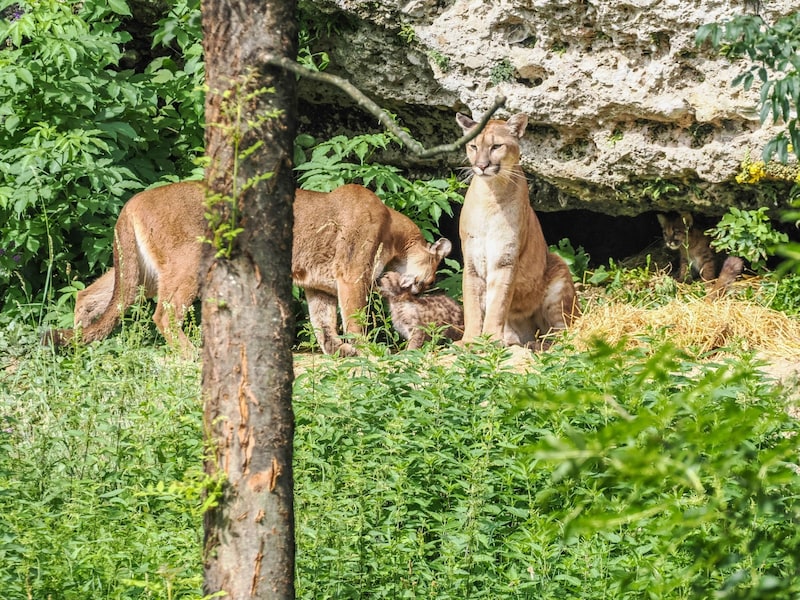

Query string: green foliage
774 186 800 274
490 58 515 85
296 5 331 72
607 126 624 146
750 271 800 315
3 317 800 598
707 207 788 271
0 0 204 324
428 49 451 72
642 177 681 200
433 256 464 301
293 340 800 598
295 130 465 242
399 23 416 44
696 13 800 162
549 237 590 281
517 342 800 599
587 257 682 305
0 330 209 599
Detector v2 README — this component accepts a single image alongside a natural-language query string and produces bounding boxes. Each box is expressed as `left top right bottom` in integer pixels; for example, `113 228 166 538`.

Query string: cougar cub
657 211 744 298
377 271 464 349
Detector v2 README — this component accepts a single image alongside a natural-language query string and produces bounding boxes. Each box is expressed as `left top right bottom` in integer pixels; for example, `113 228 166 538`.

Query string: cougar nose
474 161 489 175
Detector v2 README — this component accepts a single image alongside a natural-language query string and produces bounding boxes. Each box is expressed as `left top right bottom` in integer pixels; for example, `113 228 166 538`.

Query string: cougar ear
680 212 694 228
399 274 417 290
656 213 667 228
505 113 528 139
456 112 477 133
429 238 452 260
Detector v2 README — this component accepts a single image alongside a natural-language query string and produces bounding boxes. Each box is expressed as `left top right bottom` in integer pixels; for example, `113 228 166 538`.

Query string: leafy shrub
587 256 681 306
517 341 800 599
293 341 800 599
697 13 800 162
707 207 788 271
0 0 204 324
3 320 800 598
549 237 590 281
432 256 463 300
751 271 800 316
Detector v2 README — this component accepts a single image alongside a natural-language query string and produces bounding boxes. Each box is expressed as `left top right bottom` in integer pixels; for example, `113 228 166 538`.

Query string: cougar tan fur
47 182 451 356
74 268 116 328
456 112 579 348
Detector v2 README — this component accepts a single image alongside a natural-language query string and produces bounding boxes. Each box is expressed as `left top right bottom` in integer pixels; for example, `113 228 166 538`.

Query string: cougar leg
460 266 486 343
336 277 370 337
706 256 744 301
153 275 199 351
406 328 428 350
305 289 355 356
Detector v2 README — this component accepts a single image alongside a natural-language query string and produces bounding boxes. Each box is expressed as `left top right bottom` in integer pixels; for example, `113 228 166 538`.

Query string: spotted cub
377 271 463 350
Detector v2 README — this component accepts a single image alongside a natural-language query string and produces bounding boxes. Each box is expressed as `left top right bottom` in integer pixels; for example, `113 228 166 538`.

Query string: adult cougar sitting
456 112 579 348
46 182 451 356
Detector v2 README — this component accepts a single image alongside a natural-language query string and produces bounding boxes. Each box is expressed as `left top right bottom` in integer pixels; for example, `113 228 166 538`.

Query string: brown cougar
46 182 451 356
657 211 744 298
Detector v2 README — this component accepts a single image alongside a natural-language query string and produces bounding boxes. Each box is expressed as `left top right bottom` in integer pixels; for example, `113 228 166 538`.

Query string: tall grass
2 313 799 598
0 323 205 599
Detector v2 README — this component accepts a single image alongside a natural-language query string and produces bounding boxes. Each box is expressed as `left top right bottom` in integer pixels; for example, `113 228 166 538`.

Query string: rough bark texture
298 0 796 216
201 0 297 598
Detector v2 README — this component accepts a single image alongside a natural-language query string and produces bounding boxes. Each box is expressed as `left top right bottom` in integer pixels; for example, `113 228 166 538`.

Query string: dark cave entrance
437 206 666 268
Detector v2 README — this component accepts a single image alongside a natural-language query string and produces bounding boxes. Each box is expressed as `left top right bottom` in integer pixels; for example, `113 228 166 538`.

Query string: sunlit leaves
294 341 800 598
697 13 800 162
0 0 204 324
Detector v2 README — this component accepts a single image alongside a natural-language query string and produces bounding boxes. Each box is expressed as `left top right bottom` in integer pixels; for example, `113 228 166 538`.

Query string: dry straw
571 295 800 359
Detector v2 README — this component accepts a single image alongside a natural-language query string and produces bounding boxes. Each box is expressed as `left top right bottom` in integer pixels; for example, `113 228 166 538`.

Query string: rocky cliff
299 0 796 217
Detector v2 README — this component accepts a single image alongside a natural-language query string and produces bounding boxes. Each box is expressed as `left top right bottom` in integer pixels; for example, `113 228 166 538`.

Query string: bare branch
264 55 506 158
417 97 507 158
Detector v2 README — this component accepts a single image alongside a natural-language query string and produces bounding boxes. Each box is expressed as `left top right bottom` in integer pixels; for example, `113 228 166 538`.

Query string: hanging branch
264 55 506 158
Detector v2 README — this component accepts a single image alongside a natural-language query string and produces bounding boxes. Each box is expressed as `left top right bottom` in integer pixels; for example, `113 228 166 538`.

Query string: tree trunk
200 1 297 598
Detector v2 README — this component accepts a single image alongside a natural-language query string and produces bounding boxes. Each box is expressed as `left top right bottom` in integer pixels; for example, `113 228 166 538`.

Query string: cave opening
437 206 666 268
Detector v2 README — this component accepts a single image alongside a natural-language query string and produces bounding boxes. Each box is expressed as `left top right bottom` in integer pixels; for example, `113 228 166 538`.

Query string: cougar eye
468 144 477 151
491 144 503 151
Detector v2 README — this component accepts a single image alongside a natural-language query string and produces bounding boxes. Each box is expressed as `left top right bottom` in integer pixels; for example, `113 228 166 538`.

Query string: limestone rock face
302 0 795 215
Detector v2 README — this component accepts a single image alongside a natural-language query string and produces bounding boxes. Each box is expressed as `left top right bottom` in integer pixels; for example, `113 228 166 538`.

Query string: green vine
202 70 280 258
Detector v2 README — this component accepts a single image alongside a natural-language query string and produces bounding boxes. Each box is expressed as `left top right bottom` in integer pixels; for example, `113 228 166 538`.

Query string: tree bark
200 1 297 598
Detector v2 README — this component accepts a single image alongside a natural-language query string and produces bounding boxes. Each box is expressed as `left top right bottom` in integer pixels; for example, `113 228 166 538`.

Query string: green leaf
4 114 19 134
15 67 33 87
107 0 132 16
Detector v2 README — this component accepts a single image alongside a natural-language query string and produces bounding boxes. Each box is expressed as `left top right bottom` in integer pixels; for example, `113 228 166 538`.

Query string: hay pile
570 296 800 359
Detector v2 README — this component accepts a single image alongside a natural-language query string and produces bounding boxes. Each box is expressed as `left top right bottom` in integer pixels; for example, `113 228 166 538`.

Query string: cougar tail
73 207 144 343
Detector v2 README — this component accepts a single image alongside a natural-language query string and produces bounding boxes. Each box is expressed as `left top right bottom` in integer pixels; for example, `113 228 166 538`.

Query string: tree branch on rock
264 55 506 158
